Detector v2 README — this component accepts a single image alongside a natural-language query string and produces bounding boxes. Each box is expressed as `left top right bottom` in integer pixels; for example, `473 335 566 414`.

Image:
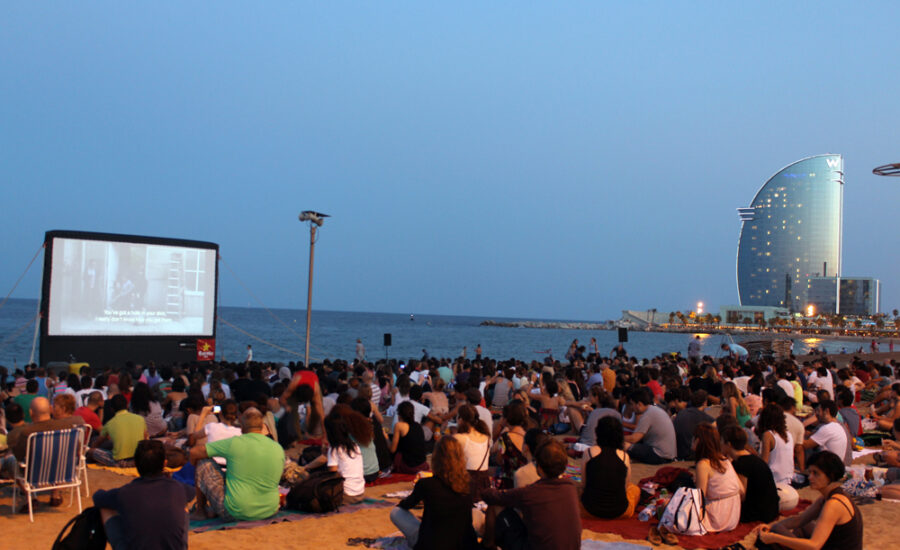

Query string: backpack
285 471 344 513
52 506 108 550
659 487 707 536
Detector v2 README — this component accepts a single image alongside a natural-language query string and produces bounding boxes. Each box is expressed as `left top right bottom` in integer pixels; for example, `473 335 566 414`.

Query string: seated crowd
0 344 893 549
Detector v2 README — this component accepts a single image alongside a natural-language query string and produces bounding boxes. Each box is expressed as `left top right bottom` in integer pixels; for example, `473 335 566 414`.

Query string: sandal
647 526 662 546
49 495 64 507
658 524 679 545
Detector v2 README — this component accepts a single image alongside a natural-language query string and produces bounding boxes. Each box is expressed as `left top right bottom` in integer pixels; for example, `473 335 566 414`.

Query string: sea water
0 298 837 367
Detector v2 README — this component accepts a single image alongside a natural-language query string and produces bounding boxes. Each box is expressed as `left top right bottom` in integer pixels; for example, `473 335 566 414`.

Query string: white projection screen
47 237 217 336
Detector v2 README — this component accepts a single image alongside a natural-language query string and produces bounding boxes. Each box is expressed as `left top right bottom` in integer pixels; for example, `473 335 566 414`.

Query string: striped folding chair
77 424 92 497
13 427 84 522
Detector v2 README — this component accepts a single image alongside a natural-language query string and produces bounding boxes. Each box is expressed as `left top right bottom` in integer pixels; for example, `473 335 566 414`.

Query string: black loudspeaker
383 333 392 347
618 327 628 343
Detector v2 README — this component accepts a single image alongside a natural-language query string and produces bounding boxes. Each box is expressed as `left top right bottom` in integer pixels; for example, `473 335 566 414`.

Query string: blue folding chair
13 427 84 522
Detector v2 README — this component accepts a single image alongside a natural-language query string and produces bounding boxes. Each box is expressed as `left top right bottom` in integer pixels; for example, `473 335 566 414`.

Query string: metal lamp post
298 211 329 368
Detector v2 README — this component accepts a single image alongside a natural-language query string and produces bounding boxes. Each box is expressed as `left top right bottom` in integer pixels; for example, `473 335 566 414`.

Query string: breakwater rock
480 320 609 330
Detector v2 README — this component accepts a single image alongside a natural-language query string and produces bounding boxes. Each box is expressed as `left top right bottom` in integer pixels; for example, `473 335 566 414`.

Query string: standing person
688 335 703 363
93 440 195 550
356 339 366 362
389 436 479 550
475 344 482 361
481 440 582 550
589 337 599 357
758 451 863 550
245 345 253 363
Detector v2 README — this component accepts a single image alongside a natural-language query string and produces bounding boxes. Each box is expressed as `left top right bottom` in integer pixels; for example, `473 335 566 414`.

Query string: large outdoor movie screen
47 237 217 336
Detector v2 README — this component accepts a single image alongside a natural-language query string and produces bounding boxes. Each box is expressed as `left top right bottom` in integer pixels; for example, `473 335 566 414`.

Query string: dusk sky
3 3 899 321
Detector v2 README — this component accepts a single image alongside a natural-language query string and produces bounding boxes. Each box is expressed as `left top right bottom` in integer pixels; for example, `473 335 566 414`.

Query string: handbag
660 487 707 536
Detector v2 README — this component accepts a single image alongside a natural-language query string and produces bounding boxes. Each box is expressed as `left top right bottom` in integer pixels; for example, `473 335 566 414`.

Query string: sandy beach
1 456 895 549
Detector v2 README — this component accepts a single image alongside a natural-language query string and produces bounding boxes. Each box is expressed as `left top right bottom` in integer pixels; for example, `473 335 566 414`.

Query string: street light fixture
299 211 330 368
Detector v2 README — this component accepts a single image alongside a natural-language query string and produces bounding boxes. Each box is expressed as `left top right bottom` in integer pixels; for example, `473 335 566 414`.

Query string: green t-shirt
14 394 37 423
206 433 284 521
101 410 146 460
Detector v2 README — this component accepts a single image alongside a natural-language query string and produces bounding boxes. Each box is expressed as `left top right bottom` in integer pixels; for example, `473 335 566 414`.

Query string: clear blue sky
2 3 899 320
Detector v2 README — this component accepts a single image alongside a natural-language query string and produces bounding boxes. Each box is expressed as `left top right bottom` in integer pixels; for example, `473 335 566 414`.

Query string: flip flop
658 525 679 545
647 526 662 546
49 495 64 507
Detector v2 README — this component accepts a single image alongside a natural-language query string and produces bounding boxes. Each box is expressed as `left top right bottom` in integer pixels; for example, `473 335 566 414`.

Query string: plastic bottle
638 504 656 522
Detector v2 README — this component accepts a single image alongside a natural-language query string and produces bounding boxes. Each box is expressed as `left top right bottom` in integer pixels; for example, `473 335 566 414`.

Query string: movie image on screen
48 237 216 336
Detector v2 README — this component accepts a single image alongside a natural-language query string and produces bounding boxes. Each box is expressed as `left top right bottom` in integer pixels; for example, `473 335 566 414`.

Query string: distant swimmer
410 314 415 321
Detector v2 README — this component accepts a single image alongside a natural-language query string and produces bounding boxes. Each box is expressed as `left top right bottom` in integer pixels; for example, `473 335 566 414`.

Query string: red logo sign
197 339 215 361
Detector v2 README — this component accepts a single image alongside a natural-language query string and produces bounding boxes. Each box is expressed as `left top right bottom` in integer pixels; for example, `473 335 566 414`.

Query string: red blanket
365 473 418 487
581 499 810 550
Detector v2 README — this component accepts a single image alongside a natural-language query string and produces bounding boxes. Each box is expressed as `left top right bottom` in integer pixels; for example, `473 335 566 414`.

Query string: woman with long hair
492 400 530 489
331 403 378 482
130 382 167 437
580 416 641 519
455 404 492 498
390 401 428 473
723 381 751 428
390 436 478 550
323 410 366 504
756 403 795 485
692 423 741 533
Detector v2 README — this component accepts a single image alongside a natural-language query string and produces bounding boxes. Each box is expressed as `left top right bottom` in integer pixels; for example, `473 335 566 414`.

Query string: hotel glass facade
737 155 843 312
807 276 881 316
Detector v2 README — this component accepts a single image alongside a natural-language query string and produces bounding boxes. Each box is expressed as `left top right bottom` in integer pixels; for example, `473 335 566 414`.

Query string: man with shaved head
4 396 84 508
8 397 84 462
190 407 284 521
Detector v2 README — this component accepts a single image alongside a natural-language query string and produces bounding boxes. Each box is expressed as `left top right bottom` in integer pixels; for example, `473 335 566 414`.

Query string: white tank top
462 435 490 471
767 430 794 485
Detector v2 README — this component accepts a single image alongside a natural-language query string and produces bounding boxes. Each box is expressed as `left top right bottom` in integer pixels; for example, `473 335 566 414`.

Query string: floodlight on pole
299 211 330 368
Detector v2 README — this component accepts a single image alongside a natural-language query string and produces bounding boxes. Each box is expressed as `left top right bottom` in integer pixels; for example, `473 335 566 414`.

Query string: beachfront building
736 154 844 313
806 276 881 316
719 305 789 326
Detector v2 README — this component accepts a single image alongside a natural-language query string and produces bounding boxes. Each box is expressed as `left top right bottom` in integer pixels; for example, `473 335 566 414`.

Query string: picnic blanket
353 535 651 549
88 463 178 477
190 498 394 533
581 499 810 550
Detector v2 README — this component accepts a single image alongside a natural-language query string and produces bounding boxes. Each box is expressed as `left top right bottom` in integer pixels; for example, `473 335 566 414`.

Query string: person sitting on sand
90 394 146 468
872 383 900 431
93 440 194 550
481 439 582 550
658 423 740 539
320 409 366 504
758 450 863 550
390 401 428 473
491 400 530 490
720 425 782 523
624 388 677 464
190 408 284 521
579 416 641 519
454 404 492 498
390 436 480 550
